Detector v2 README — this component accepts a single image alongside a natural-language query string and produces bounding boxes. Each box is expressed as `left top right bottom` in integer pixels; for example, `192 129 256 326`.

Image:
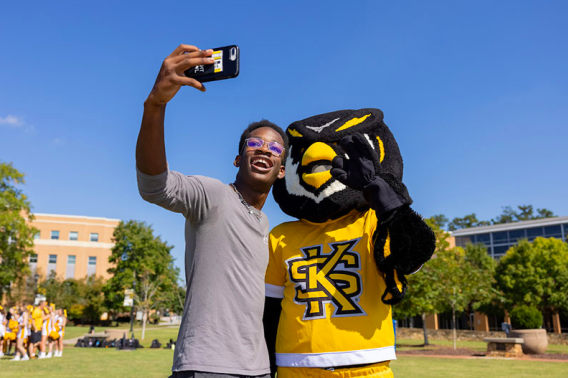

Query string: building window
493 245 510 257
90 233 99 242
544 225 562 238
48 254 57 277
69 231 78 241
87 256 97 276
527 227 543 241
492 231 508 244
51 230 60 240
66 255 76 279
455 236 473 247
34 232 41 240
29 253 38 274
508 229 525 243
476 233 490 245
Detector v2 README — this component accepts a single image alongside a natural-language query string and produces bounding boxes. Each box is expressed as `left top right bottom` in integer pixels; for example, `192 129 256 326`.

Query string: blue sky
1 1 567 277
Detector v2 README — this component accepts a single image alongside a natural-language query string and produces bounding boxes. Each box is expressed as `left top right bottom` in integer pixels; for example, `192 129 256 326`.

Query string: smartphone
185 45 239 83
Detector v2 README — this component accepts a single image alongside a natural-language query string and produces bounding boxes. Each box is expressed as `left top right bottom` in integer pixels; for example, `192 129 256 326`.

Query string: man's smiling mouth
251 156 273 171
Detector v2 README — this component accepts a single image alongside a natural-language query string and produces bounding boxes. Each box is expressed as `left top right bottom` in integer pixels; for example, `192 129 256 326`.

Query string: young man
28 302 45 358
30 301 47 359
136 44 287 378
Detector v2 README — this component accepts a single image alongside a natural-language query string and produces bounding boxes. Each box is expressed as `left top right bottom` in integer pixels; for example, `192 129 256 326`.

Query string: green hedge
510 305 542 329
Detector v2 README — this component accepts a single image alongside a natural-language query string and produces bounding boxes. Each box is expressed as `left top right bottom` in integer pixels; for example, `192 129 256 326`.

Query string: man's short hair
238 120 289 162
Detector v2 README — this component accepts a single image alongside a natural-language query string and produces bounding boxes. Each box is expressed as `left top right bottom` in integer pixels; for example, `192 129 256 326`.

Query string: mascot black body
264 109 436 377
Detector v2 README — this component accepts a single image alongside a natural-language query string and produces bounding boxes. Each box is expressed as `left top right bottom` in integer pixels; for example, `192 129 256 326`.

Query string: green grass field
396 338 568 354
2 329 567 378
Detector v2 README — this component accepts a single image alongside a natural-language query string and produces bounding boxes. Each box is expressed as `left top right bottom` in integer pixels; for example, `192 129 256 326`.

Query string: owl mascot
263 108 436 378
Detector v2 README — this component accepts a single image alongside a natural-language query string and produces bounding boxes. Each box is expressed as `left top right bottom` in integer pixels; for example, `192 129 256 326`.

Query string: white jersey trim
276 346 396 367
265 284 285 298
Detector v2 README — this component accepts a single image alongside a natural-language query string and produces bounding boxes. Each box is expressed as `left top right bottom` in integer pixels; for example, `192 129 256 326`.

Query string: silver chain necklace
230 183 262 222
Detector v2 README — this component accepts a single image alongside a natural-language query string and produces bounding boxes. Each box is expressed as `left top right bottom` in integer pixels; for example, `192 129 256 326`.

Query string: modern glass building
452 216 568 259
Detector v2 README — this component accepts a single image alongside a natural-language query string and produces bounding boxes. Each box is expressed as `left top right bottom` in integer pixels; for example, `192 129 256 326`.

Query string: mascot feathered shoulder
263 108 436 377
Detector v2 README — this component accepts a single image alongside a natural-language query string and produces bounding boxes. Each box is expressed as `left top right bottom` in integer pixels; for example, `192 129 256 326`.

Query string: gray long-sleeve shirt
137 169 270 375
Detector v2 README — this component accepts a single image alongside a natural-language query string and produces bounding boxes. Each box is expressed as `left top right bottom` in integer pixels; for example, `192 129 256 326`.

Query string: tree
38 273 107 324
494 238 568 329
104 220 179 339
0 161 38 301
394 217 451 346
448 213 490 231
430 214 449 230
492 205 556 224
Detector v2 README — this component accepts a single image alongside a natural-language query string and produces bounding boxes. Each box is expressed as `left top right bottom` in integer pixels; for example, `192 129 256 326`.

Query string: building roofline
450 216 568 236
31 213 121 222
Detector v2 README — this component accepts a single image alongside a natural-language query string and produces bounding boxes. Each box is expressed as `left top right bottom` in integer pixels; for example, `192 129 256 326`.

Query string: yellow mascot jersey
265 209 395 368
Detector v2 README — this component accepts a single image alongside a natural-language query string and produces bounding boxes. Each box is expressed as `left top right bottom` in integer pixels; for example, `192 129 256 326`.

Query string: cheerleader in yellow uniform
11 307 30 361
4 309 18 357
40 304 52 358
54 309 66 357
45 303 59 358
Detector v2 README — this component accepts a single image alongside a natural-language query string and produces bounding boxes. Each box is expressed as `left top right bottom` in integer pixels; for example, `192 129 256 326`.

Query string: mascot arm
263 297 282 378
373 205 436 304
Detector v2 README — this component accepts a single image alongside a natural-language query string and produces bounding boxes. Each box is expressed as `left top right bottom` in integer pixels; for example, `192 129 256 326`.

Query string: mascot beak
301 142 337 189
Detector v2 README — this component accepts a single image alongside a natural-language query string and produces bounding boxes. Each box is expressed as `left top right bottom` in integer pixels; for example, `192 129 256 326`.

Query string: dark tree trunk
421 312 429 346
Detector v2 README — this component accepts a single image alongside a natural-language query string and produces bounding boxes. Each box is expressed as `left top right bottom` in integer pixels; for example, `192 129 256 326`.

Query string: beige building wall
27 213 120 281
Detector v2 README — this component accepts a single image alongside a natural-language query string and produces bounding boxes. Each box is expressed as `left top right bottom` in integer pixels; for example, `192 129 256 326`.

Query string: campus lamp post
34 273 40 304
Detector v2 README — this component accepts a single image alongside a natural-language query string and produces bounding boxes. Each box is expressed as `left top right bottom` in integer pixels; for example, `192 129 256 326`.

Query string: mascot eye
335 114 371 132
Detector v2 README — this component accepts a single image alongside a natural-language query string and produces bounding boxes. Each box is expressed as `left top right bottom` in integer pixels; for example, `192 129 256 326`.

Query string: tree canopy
104 220 181 333
395 218 498 346
443 205 556 231
448 213 490 231
492 205 556 224
0 161 37 301
495 237 568 320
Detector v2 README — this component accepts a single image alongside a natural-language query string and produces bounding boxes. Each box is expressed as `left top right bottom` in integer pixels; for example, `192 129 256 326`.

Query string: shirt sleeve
265 230 286 299
136 168 224 224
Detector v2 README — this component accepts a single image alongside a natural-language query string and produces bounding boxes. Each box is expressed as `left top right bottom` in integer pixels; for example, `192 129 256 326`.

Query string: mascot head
273 108 406 222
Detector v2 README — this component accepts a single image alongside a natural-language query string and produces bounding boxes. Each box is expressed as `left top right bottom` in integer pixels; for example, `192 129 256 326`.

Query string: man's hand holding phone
146 44 214 107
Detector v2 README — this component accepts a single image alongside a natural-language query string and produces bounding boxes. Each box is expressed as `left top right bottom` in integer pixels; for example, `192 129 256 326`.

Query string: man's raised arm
136 44 214 175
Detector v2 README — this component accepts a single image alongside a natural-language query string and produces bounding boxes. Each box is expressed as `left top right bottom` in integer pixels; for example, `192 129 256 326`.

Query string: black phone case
184 45 239 83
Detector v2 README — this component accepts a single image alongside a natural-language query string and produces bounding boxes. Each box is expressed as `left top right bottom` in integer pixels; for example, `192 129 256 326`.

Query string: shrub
510 305 542 329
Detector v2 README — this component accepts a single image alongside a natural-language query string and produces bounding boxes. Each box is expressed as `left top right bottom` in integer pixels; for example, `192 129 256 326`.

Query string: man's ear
277 165 285 179
234 155 241 167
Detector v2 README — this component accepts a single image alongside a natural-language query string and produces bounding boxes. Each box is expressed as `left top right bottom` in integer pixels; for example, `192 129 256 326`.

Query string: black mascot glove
331 133 408 217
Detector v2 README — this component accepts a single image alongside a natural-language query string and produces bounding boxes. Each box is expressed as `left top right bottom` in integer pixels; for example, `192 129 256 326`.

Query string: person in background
40 303 52 358
53 308 65 357
11 307 29 361
31 301 47 359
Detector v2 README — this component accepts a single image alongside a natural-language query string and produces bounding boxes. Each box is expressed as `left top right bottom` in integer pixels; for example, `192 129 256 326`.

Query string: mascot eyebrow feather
305 117 340 133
